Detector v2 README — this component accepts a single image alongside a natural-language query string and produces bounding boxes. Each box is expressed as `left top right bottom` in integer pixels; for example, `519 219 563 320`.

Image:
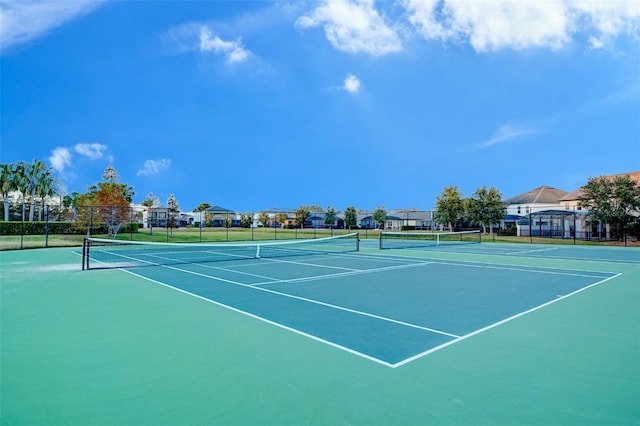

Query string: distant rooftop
560 171 640 201
504 185 569 205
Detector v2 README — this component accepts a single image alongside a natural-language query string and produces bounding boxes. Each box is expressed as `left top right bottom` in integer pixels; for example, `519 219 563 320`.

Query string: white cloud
137 159 171 176
403 0 640 52
0 1 105 51
49 147 72 172
200 26 250 64
295 0 402 56
74 143 107 160
477 124 538 149
343 74 361 93
569 0 640 49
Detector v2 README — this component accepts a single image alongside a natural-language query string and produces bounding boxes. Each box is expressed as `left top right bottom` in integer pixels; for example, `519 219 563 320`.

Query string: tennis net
82 233 360 270
379 230 481 250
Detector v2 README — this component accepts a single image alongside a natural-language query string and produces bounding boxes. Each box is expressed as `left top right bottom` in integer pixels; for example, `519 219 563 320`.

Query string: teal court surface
1 236 639 425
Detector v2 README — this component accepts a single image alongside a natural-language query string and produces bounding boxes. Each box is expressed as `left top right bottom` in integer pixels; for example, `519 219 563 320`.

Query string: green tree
344 206 357 230
142 192 159 208
258 211 270 227
434 186 464 231
24 159 47 221
295 206 310 229
35 167 57 221
12 161 30 222
276 212 289 228
465 186 506 234
167 194 180 230
373 206 387 229
1 163 15 221
580 174 640 241
240 212 253 228
324 206 337 229
222 213 233 228
194 202 211 212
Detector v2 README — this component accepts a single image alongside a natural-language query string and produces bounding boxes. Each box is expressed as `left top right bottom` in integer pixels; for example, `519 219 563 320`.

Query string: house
557 171 640 239
503 185 570 238
306 212 345 229
504 185 569 217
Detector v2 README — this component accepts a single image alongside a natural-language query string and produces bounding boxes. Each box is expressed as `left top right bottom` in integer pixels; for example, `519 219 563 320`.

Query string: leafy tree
240 212 253 228
373 206 387 229
35 167 57 221
258 211 269 227
167 194 180 230
222 213 233 228
465 186 506 234
79 167 134 234
62 191 81 221
344 206 357 230
434 186 464 231
295 206 310 229
580 174 640 240
277 212 289 228
194 202 211 212
324 206 337 229
142 192 159 208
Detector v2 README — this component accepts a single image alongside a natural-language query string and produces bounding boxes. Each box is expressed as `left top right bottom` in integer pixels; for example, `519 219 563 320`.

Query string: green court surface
1 240 639 425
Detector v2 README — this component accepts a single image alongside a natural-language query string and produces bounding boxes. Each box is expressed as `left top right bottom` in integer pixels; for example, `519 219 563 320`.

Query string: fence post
45 205 50 248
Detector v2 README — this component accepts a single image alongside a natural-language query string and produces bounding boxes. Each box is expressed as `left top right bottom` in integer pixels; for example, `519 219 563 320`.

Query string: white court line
505 247 560 255
117 267 398 368
90 249 624 368
362 250 618 276
159 262 460 339
430 260 610 279
250 261 435 286
392 273 623 368
260 256 361 272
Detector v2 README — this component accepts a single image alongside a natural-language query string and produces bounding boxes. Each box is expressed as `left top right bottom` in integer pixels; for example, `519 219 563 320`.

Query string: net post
378 232 383 250
255 244 261 259
82 237 88 270
356 232 360 252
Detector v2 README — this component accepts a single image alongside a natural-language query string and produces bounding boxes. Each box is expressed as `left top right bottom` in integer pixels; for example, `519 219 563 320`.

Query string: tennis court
1 234 639 425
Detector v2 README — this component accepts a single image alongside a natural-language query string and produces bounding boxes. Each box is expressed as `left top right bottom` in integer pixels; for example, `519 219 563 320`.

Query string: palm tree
24 159 46 221
12 162 29 222
36 169 57 221
0 164 14 221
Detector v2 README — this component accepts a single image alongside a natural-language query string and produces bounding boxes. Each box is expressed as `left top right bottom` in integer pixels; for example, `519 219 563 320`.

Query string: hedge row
0 221 139 236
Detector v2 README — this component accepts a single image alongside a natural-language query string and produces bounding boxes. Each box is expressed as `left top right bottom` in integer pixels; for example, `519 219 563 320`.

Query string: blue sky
1 1 639 212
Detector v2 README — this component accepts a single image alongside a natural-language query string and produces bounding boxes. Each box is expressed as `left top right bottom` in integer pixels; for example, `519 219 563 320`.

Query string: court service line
117 268 397 368
250 261 435 286
431 260 611 279
158 263 460 339
259 257 361 272
368 250 617 276
505 247 560 255
391 272 623 368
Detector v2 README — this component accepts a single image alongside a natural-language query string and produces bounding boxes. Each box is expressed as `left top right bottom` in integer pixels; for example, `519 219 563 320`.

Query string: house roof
204 205 234 213
559 171 640 202
504 185 569 205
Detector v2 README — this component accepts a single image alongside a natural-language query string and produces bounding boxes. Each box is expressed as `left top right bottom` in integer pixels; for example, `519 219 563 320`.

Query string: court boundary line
117 267 398 368
84 250 624 368
392 272 623 368
374 245 640 265
354 250 620 276
160 262 461 338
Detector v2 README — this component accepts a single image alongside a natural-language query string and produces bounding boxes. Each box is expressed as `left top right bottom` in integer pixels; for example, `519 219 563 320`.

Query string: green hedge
0 221 139 236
